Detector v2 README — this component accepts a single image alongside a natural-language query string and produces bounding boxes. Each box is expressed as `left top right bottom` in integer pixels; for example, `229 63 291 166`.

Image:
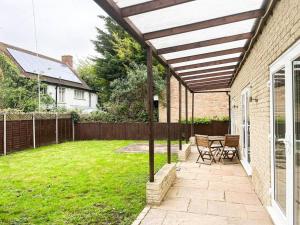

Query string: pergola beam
157 32 253 55
191 84 230 92
182 71 233 81
174 57 241 71
189 81 231 89
121 0 194 17
167 47 245 64
179 65 236 76
187 77 232 86
144 10 263 40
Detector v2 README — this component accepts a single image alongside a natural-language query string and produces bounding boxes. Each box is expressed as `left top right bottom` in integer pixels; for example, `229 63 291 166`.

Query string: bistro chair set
195 134 240 165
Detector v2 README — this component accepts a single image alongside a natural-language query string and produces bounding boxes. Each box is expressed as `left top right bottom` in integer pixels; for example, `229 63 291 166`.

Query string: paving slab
135 147 273 225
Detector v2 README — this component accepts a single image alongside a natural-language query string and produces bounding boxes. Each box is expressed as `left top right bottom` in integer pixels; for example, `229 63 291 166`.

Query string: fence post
72 119 75 141
3 113 7 155
56 113 58 144
33 113 36 149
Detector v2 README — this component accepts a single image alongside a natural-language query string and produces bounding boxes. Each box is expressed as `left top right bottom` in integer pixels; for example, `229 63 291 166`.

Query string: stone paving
136 147 274 225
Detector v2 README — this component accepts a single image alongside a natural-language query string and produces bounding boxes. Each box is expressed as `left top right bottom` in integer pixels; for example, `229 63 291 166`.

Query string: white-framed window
59 87 66 103
74 90 84 100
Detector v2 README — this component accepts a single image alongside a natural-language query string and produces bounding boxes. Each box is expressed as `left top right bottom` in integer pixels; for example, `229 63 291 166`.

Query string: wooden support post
192 92 195 137
185 87 188 143
56 113 59 144
166 67 171 164
72 119 75 141
32 113 36 149
3 113 6 155
147 46 155 182
179 82 182 150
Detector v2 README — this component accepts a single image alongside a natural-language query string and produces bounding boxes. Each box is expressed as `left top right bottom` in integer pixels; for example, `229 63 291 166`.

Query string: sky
0 0 107 66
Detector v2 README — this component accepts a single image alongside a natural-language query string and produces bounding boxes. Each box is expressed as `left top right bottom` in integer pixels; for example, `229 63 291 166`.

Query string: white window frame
241 86 252 175
74 89 85 100
268 39 300 225
59 87 66 103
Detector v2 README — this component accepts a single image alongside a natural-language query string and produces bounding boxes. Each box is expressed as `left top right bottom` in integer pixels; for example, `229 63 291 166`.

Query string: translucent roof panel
177 62 239 73
186 75 233 83
149 19 256 49
163 40 247 60
7 48 82 84
130 0 264 33
182 69 235 78
171 53 242 68
113 0 151 8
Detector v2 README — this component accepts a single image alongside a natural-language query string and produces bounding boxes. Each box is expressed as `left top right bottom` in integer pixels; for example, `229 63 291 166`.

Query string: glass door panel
242 89 251 165
273 67 287 214
294 57 300 224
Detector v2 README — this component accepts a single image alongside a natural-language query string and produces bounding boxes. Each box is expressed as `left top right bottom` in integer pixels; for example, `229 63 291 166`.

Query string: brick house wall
230 0 300 206
159 76 229 122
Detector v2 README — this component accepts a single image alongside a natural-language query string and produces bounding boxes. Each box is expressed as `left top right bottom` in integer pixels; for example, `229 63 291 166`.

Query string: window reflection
273 67 286 213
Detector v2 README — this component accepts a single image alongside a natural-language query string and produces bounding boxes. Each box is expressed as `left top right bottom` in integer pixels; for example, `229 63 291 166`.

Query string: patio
134 146 273 225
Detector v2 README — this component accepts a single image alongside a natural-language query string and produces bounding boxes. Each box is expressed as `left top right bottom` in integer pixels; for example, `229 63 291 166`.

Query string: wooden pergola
94 0 277 182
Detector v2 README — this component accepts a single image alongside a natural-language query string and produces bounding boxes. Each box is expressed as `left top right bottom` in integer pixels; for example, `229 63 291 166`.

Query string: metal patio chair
219 134 240 163
195 134 216 165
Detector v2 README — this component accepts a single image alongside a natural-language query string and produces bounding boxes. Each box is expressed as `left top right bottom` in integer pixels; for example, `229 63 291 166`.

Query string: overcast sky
0 0 107 65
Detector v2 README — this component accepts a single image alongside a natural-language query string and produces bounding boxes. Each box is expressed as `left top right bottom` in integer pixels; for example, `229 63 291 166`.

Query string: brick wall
230 0 300 206
159 76 229 122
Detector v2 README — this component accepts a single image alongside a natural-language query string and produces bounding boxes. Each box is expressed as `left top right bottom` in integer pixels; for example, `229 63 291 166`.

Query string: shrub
181 116 229 125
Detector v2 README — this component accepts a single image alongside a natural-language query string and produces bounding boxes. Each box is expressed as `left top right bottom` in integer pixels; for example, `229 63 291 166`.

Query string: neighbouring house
159 76 229 122
0 42 98 112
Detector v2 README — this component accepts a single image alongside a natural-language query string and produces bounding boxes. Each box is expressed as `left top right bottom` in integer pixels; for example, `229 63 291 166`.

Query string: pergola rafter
167 47 245 64
173 57 241 71
144 9 263 40
178 65 236 76
182 71 233 81
186 77 233 85
157 32 253 55
121 0 194 17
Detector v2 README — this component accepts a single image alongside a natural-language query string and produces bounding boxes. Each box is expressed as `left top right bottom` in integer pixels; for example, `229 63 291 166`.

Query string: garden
0 140 176 225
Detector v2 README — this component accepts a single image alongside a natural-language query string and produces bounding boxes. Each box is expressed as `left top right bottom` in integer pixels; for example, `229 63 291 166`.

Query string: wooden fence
0 113 229 155
0 113 73 155
75 121 229 140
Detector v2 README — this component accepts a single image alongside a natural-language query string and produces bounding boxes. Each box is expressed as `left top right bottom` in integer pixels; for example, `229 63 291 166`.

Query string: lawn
0 140 177 225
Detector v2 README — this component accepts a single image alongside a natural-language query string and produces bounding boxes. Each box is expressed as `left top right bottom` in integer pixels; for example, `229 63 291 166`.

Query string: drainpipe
227 91 231 134
55 85 58 109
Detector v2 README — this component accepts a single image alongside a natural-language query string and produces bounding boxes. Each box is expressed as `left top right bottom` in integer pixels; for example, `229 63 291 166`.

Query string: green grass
0 140 177 225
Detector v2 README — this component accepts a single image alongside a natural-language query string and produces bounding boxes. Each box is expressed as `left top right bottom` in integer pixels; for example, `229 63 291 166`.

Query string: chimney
62 55 73 68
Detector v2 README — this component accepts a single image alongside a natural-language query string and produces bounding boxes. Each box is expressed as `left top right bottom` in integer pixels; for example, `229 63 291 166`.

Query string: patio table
208 136 224 148
208 136 224 161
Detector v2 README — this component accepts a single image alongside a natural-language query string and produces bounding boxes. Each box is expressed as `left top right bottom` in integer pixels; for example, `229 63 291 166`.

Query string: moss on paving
0 140 177 225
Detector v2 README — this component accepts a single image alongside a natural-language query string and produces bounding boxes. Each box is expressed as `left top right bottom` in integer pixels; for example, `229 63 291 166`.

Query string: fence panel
5 114 33 154
58 118 72 143
74 122 230 140
0 115 4 154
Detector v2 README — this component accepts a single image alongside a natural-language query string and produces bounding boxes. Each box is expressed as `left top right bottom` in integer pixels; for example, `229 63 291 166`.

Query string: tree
104 63 165 122
92 16 165 104
0 53 54 112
